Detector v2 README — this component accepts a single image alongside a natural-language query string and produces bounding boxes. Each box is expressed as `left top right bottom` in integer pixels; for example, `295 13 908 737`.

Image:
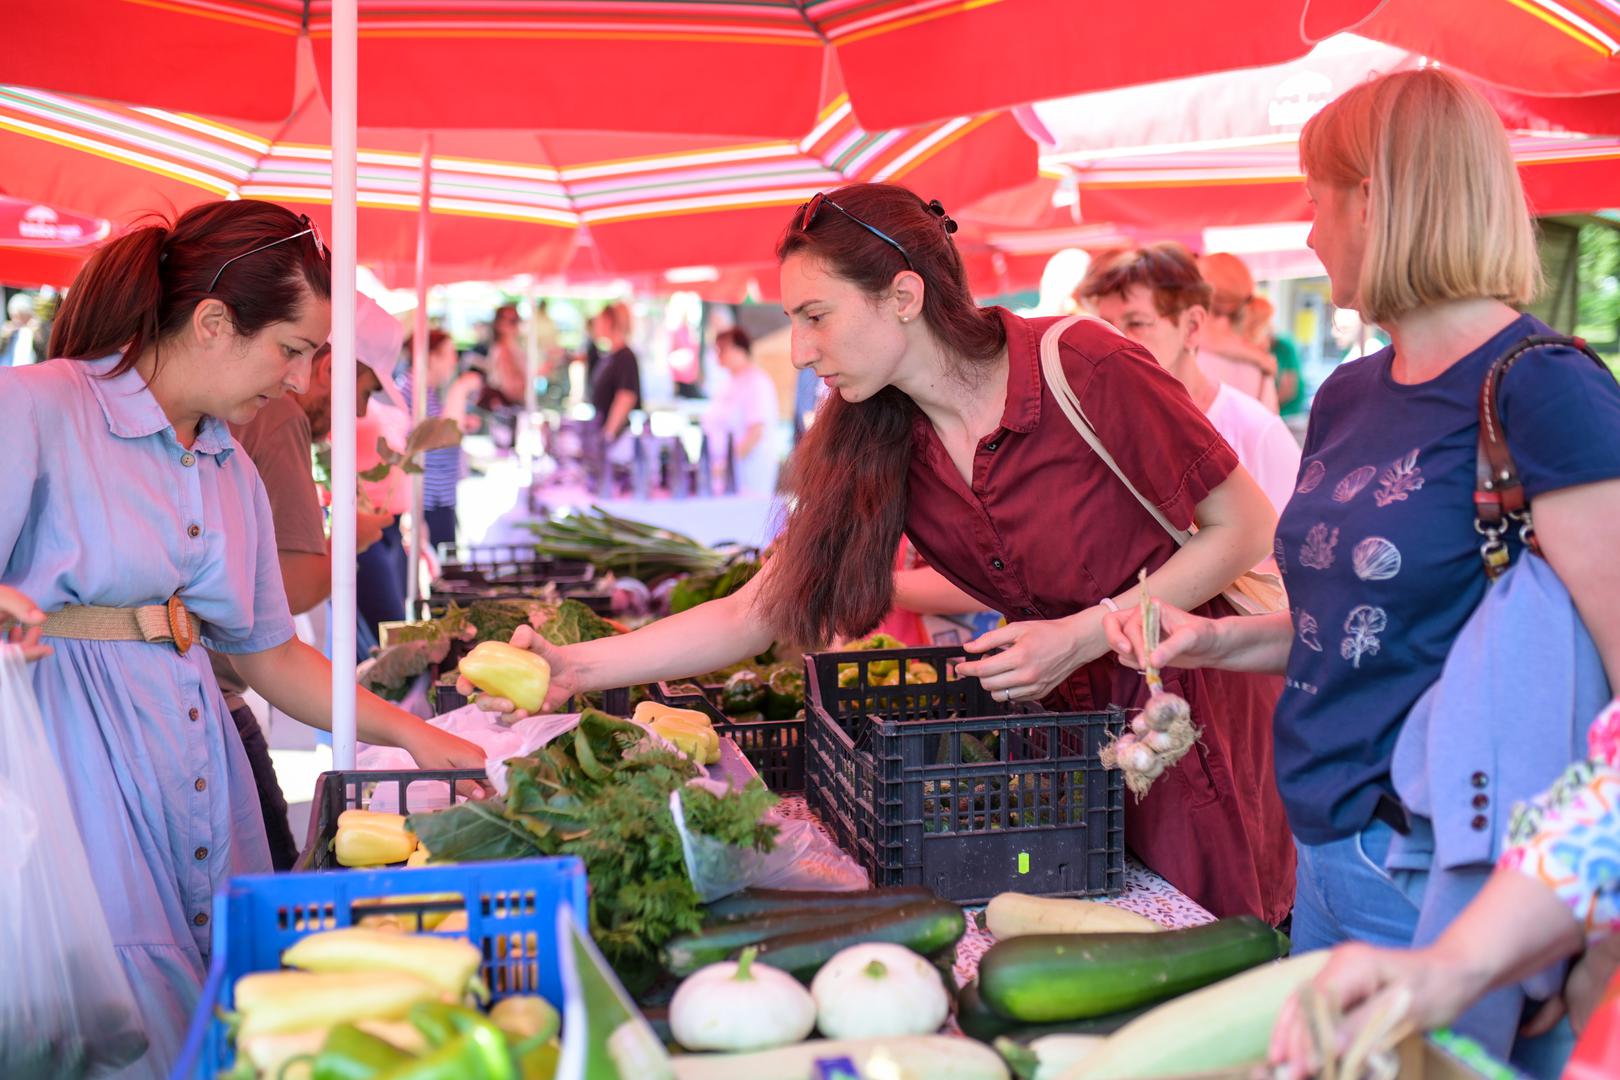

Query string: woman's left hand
402 723 495 799
958 612 1103 703
0 584 51 663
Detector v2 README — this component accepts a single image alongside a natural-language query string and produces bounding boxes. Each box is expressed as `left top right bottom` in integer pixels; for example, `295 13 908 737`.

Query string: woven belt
41 595 201 655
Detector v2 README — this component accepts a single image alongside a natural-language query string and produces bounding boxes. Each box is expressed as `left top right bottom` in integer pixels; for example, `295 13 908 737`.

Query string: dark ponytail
50 200 331 378
759 182 1005 648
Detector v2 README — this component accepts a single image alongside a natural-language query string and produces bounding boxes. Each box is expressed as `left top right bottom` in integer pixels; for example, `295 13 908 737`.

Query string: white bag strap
1038 314 1194 548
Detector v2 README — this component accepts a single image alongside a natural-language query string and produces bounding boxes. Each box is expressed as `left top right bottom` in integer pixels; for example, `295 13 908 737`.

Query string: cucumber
702 886 934 924
751 899 966 982
662 907 874 977
977 916 1290 1024
955 980 1149 1044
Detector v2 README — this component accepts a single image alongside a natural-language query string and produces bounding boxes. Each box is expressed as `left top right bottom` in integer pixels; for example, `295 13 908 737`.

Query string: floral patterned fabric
1499 700 1620 935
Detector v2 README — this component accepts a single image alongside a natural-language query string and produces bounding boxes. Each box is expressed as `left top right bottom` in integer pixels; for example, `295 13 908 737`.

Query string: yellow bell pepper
338 808 410 833
335 822 418 867
281 927 484 999
232 970 440 1040
458 640 551 713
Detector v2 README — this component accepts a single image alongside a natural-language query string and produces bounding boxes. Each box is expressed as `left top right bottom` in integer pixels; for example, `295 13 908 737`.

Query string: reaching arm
962 468 1287 699
469 566 780 716
893 566 986 616
278 549 331 616
233 637 490 789
735 421 766 460
603 388 637 441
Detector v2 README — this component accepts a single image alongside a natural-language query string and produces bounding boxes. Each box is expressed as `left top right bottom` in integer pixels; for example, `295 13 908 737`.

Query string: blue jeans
1293 819 1425 952
1294 821 1573 1078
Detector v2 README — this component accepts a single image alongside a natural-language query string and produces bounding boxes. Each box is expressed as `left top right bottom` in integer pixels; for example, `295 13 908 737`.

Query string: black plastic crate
434 543 594 586
804 645 1125 903
649 681 805 793
295 768 489 871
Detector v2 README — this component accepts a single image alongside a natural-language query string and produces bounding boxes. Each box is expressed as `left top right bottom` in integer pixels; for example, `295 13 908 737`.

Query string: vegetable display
406 709 778 991
668 947 816 1053
527 508 733 584
984 893 1162 939
1052 950 1331 1079
810 943 950 1040
221 926 565 1080
976 916 1291 1024
335 809 419 868
459 641 552 714
1099 574 1197 797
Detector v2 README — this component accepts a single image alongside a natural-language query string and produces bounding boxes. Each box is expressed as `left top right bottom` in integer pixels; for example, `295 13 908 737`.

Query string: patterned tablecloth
773 794 1215 987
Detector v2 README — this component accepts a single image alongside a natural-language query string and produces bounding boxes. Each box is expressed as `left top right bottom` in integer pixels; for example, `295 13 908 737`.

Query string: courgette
977 916 1290 1023
751 899 966 981
702 886 935 924
662 907 875 977
955 979 1150 1044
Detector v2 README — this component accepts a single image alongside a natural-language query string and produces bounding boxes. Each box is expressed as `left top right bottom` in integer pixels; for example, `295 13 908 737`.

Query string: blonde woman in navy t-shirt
1104 67 1620 1068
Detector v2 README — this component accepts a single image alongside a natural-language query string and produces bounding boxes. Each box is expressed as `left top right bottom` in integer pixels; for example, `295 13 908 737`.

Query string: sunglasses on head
795 192 914 271
206 214 329 293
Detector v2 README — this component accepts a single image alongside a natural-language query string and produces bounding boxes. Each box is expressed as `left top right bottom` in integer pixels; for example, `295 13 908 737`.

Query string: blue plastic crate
172 857 587 1080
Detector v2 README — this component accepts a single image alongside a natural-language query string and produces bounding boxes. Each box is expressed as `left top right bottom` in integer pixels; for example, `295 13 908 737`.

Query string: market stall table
772 793 1216 988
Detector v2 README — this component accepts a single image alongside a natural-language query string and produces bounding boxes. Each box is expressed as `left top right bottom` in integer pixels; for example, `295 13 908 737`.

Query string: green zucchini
662 907 873 977
977 916 1290 1023
702 886 935 924
751 899 966 981
955 979 1149 1044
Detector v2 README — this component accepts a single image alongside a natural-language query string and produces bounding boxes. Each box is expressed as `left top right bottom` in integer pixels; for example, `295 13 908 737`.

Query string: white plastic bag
671 779 869 902
0 646 147 1078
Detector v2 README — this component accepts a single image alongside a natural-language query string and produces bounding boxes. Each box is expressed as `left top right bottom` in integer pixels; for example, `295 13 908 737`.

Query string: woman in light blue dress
0 200 488 1077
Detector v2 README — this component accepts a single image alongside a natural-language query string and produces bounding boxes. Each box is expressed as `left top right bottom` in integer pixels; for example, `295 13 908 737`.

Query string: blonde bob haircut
1299 67 1540 324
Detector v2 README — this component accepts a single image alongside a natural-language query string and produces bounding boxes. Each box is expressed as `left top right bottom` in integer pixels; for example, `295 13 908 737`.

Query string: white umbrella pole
405 134 433 619
521 277 539 476
329 0 359 770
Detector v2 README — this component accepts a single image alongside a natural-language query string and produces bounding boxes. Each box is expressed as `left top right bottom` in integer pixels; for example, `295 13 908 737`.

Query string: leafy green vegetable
356 636 451 698
668 558 761 614
408 709 778 991
535 598 618 647
527 507 732 584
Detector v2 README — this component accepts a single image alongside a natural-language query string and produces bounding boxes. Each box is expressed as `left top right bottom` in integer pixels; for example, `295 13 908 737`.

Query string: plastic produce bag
671 779 870 902
0 646 147 1078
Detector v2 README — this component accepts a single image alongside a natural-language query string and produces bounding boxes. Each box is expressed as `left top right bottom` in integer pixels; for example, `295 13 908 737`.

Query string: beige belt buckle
167 595 193 656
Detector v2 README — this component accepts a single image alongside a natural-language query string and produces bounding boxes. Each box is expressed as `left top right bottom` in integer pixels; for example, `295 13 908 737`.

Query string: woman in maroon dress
482 183 1294 922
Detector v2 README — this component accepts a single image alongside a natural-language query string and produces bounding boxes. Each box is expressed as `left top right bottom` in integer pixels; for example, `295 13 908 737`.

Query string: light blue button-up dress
0 355 293 1077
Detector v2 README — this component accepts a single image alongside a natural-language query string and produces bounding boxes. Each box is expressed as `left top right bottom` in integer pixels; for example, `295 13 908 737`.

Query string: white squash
670 1035 1009 1080
669 947 816 1053
985 893 1162 938
810 943 949 1040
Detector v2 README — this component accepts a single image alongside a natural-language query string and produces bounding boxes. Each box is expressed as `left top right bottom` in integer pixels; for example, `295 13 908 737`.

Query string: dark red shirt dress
903 310 1296 923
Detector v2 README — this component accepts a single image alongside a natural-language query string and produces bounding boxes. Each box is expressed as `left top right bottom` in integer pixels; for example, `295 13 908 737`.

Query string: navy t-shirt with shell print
1274 314 1620 845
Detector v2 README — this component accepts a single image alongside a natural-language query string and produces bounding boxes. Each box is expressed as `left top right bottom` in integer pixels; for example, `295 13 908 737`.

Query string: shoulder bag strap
1038 314 1193 547
1475 333 1609 579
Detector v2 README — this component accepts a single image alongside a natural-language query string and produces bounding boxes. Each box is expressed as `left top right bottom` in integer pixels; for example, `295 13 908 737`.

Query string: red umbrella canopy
1026 35 1620 232
2 0 1325 134
0 60 1035 282
0 194 112 287
1305 0 1620 95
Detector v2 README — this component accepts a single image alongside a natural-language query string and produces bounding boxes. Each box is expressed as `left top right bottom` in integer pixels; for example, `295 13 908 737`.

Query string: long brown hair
50 200 331 378
759 182 1004 647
